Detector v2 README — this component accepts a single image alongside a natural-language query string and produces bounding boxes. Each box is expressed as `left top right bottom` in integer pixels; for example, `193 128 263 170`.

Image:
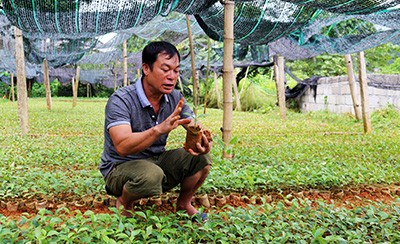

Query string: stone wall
299 74 400 114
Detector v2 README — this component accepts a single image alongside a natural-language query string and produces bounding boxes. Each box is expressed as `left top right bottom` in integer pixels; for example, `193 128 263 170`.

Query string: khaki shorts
105 148 212 197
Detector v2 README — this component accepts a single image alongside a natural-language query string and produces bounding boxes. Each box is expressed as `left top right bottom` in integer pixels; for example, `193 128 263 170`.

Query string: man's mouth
163 84 174 89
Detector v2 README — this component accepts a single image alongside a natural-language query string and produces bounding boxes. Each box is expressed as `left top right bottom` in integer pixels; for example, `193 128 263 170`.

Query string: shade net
0 0 399 88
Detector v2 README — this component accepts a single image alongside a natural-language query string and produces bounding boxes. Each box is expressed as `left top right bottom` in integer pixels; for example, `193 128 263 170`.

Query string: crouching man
99 41 212 222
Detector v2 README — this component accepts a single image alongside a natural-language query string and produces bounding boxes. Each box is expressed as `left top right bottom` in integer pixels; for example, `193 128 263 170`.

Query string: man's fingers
173 97 185 116
177 119 192 126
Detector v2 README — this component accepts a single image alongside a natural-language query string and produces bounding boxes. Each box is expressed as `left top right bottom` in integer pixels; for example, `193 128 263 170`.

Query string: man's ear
142 63 150 76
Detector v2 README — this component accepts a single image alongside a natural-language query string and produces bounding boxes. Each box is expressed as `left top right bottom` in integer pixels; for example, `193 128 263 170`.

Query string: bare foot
116 196 133 217
176 199 198 216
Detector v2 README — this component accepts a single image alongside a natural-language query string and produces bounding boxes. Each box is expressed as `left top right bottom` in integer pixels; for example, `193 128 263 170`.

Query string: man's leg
176 165 211 216
106 159 166 217
116 186 144 217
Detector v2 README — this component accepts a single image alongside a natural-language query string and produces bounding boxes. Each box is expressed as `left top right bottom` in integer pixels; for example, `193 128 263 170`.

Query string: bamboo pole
43 58 52 110
71 76 75 98
4 81 7 99
10 73 15 102
178 76 184 95
277 56 287 120
222 0 235 159
73 66 80 107
357 52 372 134
14 26 29 136
273 56 280 106
28 80 32 98
214 72 221 109
123 40 128 87
240 66 249 95
344 54 361 120
114 57 118 92
137 69 140 82
204 38 211 114
186 15 197 114
232 74 241 111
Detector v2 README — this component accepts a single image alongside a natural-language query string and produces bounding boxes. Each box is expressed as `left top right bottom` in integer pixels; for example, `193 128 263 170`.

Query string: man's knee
125 164 166 196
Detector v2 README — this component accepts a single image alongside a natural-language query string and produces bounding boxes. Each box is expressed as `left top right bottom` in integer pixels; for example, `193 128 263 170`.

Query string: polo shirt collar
136 77 170 108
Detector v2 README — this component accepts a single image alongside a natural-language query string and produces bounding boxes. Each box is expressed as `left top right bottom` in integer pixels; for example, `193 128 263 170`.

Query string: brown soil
1 184 399 219
184 125 213 153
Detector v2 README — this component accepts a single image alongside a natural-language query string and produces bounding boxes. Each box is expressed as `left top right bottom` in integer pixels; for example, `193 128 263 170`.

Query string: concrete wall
299 74 400 114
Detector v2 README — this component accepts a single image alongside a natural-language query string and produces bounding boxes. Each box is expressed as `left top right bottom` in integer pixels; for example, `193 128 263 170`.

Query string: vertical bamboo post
11 73 15 102
43 58 52 110
273 56 280 106
277 56 287 120
240 66 249 94
232 73 241 111
73 66 80 107
123 40 128 87
14 26 29 135
214 71 221 109
87 84 89 97
4 81 7 99
137 69 140 82
357 52 372 134
204 37 211 114
114 58 118 92
344 54 361 120
222 0 235 159
178 76 184 95
186 15 197 114
71 76 75 98
28 80 32 98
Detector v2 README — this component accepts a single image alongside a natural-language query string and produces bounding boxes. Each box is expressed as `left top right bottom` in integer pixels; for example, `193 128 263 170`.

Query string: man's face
142 52 180 95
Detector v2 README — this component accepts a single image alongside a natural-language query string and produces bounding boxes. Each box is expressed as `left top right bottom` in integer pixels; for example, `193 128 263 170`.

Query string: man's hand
155 97 191 135
187 133 213 156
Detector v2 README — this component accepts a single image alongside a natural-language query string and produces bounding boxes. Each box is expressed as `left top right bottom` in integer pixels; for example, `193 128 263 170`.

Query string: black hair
142 41 180 73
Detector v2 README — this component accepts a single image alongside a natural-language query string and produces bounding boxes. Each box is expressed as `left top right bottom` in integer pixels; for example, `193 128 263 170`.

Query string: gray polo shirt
99 80 194 178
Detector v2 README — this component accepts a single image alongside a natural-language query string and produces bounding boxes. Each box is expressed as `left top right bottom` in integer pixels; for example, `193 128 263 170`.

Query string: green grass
1 97 400 242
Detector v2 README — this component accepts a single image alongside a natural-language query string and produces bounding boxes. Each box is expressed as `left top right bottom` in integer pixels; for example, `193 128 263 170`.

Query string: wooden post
28 80 32 98
344 54 361 120
71 76 75 98
214 71 221 109
178 76 184 95
222 0 235 159
14 26 29 135
186 15 197 114
114 57 118 92
4 81 7 99
277 56 287 120
273 56 280 106
123 40 128 87
240 66 249 94
232 73 241 111
11 73 15 102
204 37 211 114
137 69 140 82
357 52 372 134
72 66 80 107
43 58 52 110
87 84 89 98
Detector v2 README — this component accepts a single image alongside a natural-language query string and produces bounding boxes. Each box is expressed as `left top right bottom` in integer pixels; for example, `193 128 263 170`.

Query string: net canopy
0 0 400 87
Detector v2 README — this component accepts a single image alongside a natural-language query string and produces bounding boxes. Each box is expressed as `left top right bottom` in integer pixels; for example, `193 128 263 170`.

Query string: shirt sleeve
105 94 132 130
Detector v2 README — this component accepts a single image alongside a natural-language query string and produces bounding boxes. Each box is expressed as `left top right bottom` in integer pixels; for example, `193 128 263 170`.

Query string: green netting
280 0 400 15
1 0 400 87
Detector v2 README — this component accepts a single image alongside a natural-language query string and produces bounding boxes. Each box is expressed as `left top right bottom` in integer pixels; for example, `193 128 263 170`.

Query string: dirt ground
1 183 399 219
